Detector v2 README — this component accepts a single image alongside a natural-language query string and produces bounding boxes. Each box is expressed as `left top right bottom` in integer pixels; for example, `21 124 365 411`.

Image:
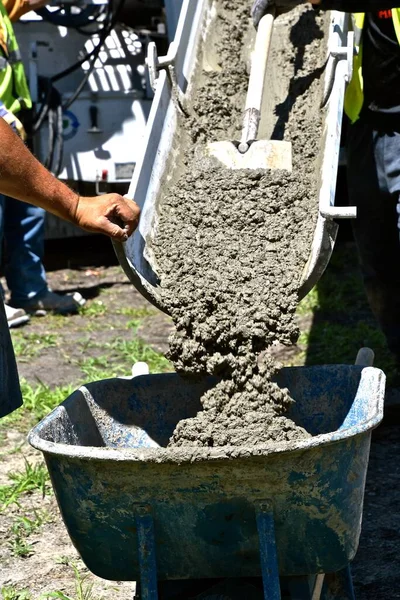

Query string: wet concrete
152 1 328 447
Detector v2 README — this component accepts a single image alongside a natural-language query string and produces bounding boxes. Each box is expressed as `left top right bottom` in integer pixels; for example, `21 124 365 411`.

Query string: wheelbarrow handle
355 347 375 367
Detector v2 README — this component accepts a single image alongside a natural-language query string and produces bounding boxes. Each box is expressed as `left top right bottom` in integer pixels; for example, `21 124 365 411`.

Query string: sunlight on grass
298 318 396 372
296 287 319 316
110 337 172 373
1 586 31 600
2 331 171 429
40 562 105 600
1 380 76 429
79 301 107 318
11 333 58 361
78 356 122 381
116 307 158 319
8 509 52 558
0 460 51 511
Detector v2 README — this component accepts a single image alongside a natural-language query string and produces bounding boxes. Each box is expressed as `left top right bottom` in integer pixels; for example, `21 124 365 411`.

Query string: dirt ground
1 235 400 599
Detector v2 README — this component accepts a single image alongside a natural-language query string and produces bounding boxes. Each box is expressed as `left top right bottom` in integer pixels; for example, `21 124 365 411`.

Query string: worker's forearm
318 0 398 10
0 119 78 222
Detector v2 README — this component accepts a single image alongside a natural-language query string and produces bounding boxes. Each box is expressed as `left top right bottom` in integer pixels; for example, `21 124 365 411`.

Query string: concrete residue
152 1 327 447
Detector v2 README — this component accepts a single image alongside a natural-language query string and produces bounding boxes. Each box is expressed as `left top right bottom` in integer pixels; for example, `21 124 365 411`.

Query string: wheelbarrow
28 351 385 600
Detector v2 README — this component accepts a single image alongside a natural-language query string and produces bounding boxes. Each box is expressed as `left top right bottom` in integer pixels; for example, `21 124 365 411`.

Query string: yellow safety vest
345 9 400 122
0 0 31 116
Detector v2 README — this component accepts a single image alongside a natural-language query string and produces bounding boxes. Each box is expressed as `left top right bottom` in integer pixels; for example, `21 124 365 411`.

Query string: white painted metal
298 11 355 299
115 0 208 308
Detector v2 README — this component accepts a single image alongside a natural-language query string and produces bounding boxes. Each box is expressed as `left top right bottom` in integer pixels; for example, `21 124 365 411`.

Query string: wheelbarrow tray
28 365 384 582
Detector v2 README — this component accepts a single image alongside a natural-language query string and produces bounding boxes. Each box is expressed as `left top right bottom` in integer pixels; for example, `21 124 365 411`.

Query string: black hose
44 105 55 170
51 0 115 83
53 101 64 176
63 0 127 110
42 84 63 173
32 0 126 172
35 5 102 29
32 77 52 133
32 0 115 133
75 5 111 35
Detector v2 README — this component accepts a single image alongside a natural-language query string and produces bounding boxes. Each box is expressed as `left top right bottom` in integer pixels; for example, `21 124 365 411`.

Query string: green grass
11 509 51 537
8 535 34 558
1 586 31 600
79 301 107 318
11 333 58 361
78 338 172 381
126 319 141 330
116 307 158 318
0 460 51 511
298 320 391 363
77 328 172 381
78 356 118 381
109 337 171 373
2 329 171 430
296 287 320 316
8 509 51 558
40 563 103 600
294 243 398 379
1 380 76 430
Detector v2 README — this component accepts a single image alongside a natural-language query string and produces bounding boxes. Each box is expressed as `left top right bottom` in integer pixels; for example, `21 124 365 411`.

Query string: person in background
0 115 140 418
252 0 400 371
0 0 85 328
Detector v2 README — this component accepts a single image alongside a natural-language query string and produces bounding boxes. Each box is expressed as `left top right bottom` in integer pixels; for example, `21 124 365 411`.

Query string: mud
152 1 328 447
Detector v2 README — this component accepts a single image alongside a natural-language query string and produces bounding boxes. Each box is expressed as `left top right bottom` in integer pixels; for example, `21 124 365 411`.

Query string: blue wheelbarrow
28 354 385 600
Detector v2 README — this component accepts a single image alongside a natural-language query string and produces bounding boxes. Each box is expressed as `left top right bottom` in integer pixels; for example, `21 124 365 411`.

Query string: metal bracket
146 40 178 93
146 40 187 115
321 30 354 108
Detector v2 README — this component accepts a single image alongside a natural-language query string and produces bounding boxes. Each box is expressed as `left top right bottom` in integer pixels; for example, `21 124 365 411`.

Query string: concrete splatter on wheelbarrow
151 1 328 446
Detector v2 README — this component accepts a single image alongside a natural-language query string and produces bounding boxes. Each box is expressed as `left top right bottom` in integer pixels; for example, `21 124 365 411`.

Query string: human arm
0 118 140 241
3 0 47 22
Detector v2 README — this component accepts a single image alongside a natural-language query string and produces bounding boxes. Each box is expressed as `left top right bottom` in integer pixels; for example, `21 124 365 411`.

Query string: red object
101 169 108 181
378 9 392 19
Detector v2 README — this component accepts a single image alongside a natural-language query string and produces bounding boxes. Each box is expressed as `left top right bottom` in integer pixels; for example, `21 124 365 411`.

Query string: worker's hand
74 194 140 242
251 0 302 26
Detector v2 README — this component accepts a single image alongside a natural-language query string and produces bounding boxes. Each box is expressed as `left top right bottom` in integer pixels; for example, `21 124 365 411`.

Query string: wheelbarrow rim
28 366 385 464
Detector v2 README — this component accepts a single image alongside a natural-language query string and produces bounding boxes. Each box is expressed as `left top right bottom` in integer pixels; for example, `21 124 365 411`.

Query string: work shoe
5 303 30 328
14 290 86 316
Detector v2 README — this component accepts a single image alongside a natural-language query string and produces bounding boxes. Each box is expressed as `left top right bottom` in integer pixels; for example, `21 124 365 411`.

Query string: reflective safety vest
344 10 400 123
0 0 31 116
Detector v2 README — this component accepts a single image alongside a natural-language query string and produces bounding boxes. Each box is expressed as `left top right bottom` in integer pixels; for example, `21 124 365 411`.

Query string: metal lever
321 30 354 108
355 347 375 367
146 40 178 92
146 40 186 115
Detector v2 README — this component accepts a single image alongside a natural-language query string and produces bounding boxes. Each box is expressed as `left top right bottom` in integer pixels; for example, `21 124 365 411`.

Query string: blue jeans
0 195 47 304
347 115 400 356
